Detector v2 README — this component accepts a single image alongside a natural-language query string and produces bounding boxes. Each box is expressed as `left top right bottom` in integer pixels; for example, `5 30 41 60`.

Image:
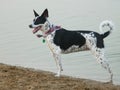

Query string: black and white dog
29 9 114 83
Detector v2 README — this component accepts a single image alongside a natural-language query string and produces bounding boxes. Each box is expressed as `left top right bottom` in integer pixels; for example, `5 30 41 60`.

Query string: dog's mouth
32 26 42 34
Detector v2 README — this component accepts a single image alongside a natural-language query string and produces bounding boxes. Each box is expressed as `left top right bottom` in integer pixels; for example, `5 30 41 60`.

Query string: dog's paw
109 79 113 84
55 74 60 77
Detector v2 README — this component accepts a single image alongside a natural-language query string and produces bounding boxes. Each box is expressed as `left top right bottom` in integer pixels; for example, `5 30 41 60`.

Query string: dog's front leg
46 40 63 77
53 52 63 77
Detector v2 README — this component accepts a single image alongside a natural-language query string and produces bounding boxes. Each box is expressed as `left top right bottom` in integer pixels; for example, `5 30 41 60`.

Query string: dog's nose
29 24 33 28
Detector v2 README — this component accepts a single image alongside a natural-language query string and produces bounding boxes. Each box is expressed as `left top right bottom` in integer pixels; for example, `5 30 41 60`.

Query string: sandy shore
0 63 120 90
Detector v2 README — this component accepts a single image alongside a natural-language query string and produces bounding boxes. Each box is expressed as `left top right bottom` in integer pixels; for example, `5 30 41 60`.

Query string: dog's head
29 9 50 34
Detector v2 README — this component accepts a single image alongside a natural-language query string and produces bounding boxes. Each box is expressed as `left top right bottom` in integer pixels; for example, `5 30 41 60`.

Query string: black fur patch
34 16 46 25
53 29 104 50
53 29 86 50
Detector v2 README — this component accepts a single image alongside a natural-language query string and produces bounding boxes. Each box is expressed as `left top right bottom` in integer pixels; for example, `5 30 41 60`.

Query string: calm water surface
0 0 120 85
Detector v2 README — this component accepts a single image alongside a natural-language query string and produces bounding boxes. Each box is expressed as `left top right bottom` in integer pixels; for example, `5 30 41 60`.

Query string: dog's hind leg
90 48 113 83
82 32 113 83
100 59 113 83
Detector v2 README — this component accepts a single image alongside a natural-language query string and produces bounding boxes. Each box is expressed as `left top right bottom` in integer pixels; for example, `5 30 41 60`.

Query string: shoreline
0 63 120 90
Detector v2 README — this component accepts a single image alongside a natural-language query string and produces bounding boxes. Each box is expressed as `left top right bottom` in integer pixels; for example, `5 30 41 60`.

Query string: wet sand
0 63 120 90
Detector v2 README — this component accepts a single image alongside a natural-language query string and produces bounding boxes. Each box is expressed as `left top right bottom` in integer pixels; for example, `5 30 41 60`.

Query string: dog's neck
41 19 61 38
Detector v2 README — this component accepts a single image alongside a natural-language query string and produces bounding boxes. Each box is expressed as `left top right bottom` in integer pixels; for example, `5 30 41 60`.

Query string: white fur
99 20 114 34
81 32 113 83
61 44 89 54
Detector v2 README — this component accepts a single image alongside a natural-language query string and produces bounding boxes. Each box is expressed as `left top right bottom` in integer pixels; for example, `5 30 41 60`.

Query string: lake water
0 0 120 85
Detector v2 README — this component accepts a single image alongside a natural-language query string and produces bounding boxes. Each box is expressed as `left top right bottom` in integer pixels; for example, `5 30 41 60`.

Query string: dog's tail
99 20 114 39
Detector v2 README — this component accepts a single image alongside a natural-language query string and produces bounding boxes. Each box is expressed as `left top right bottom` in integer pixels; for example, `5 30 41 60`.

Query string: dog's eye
33 19 36 22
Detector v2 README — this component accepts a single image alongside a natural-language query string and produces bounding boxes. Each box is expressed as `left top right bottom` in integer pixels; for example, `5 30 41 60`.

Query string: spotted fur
29 9 114 83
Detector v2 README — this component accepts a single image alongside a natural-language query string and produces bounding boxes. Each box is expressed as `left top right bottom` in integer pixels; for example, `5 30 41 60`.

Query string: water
0 0 120 85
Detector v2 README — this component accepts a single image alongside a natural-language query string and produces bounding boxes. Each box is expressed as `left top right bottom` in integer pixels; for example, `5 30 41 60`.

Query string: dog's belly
61 44 89 54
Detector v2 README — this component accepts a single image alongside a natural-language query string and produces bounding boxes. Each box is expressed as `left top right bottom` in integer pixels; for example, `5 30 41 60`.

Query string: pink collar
45 25 61 35
36 25 61 38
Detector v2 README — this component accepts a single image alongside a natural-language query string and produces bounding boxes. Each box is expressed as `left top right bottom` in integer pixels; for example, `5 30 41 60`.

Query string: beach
0 63 120 90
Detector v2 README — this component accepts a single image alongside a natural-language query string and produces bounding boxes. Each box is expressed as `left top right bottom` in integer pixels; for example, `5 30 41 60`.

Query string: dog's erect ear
33 10 39 17
41 9 49 18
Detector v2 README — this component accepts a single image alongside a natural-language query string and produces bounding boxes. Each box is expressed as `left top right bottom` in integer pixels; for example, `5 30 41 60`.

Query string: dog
29 9 114 83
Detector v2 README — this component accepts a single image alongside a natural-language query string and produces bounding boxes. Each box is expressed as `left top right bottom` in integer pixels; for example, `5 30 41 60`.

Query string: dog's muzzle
29 24 42 34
